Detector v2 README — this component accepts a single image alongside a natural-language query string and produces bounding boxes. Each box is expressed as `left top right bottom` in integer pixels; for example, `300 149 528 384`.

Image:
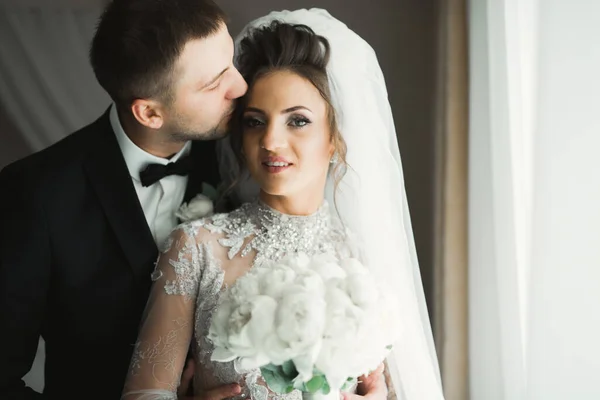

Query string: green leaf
306 375 326 393
260 367 293 394
293 377 308 391
322 379 331 395
261 363 281 373
341 377 357 391
282 360 298 379
386 344 393 350
201 182 218 201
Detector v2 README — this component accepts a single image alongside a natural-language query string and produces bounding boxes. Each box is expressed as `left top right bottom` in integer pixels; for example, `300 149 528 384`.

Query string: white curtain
0 2 110 151
469 0 600 399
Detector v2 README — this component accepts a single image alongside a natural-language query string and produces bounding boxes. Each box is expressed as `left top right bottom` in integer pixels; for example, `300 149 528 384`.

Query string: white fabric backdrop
469 0 600 399
0 3 109 151
527 1 600 398
468 0 535 398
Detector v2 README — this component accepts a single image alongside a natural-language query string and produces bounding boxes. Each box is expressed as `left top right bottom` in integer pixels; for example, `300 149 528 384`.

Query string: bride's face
242 70 334 199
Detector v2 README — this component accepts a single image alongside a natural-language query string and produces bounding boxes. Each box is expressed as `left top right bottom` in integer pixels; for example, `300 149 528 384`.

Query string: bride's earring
330 153 339 165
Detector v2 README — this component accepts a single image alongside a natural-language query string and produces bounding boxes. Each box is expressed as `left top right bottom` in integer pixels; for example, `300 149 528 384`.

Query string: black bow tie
139 155 193 187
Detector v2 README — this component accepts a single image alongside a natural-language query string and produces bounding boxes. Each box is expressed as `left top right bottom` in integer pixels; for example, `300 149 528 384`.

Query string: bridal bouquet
207 253 400 398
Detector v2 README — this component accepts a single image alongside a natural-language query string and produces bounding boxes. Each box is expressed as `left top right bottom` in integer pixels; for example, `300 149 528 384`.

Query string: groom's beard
170 108 234 142
171 126 225 142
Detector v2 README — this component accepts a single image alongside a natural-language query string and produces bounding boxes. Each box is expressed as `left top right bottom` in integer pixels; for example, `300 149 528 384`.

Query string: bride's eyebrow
244 106 312 114
244 106 265 114
281 105 312 113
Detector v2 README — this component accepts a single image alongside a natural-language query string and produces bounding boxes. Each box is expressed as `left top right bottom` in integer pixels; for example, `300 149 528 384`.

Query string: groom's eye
207 80 221 91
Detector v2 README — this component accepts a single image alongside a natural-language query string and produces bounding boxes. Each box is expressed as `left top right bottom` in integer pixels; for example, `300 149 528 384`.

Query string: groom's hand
342 363 388 400
178 359 242 400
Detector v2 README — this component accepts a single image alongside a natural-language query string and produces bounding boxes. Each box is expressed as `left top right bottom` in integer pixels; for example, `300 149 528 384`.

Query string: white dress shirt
110 104 191 247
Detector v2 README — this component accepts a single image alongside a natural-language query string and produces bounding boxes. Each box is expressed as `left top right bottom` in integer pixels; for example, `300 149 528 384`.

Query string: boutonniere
176 182 219 222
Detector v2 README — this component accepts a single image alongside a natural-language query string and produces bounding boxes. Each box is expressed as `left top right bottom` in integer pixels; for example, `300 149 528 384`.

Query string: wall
0 105 31 169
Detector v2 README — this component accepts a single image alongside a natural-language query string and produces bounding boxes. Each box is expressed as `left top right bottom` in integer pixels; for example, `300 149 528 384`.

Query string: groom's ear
131 99 164 130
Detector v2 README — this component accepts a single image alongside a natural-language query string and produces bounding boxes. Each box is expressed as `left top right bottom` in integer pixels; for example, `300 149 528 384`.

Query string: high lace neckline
208 199 342 266
254 198 331 222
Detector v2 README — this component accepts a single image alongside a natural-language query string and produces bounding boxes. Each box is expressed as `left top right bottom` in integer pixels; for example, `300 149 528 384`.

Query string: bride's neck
259 190 324 216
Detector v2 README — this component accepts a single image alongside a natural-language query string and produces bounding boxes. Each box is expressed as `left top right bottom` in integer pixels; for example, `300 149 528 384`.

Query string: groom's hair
90 0 227 108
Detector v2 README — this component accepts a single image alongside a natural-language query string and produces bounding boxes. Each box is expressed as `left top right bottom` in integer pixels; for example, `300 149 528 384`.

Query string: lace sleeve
122 225 204 400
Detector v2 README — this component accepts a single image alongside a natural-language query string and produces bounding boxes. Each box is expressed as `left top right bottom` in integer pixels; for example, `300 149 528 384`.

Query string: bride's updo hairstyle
229 21 348 189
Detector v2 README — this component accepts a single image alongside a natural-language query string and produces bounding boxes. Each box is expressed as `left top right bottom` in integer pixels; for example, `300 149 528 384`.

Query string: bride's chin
259 185 289 197
253 174 290 195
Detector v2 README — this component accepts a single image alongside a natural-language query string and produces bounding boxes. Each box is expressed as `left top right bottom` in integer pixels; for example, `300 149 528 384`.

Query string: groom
0 1 246 399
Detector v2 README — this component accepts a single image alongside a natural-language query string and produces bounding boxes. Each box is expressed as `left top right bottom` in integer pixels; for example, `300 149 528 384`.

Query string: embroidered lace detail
130 317 189 392
205 201 345 266
246 371 270 400
152 224 207 300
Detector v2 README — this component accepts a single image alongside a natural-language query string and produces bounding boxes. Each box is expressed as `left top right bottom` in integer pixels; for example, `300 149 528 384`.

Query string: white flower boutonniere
176 182 218 222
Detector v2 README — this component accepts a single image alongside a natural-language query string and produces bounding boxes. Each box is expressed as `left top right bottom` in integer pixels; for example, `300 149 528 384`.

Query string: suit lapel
84 110 157 280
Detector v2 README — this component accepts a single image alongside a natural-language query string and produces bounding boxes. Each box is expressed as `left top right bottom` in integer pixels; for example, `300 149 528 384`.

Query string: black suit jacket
0 110 220 399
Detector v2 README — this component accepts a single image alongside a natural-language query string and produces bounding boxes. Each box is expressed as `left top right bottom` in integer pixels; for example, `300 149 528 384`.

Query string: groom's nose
227 67 248 99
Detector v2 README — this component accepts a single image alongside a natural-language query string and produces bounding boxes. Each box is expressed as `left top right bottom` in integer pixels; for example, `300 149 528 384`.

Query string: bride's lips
261 156 293 174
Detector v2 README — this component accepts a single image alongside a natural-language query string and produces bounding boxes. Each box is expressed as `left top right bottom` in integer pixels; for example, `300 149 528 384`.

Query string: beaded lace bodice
122 201 351 400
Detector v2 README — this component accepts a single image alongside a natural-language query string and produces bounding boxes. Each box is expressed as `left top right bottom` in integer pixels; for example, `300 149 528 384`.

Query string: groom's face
163 23 248 141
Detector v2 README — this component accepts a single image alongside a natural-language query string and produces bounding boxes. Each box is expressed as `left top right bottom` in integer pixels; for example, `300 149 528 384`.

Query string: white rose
257 264 298 299
236 294 279 371
324 286 364 323
263 291 326 377
228 271 262 304
176 194 214 222
275 291 326 349
292 344 323 382
279 252 311 271
343 273 379 309
257 254 326 298
339 257 369 275
316 339 355 391
309 253 347 282
210 295 277 370
315 287 365 389
290 268 326 297
262 333 301 367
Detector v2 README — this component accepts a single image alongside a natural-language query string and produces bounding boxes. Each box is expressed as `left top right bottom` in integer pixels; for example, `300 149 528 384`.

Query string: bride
122 9 444 400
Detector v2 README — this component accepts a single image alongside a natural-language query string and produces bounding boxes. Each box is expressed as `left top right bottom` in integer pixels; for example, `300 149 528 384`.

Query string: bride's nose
259 122 287 152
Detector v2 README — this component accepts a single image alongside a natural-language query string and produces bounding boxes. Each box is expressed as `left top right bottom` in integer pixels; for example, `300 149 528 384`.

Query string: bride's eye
243 116 264 128
289 115 311 128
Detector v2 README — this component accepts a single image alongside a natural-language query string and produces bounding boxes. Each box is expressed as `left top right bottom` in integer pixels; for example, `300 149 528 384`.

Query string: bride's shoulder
160 202 255 251
206 201 255 224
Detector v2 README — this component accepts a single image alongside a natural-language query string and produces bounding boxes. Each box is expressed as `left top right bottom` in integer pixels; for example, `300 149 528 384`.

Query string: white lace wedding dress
121 200 354 400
